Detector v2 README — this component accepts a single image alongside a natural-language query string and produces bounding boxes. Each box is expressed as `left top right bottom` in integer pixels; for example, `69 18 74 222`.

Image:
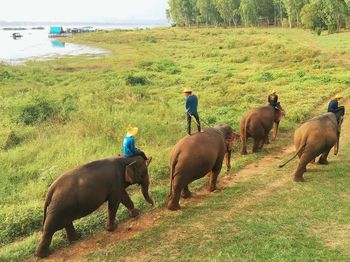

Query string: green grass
0 27 350 261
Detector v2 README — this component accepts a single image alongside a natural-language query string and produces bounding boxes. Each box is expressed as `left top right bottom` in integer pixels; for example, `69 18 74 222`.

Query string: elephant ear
125 161 137 184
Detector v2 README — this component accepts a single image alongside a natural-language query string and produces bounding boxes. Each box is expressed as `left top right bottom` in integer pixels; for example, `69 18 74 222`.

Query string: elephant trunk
141 179 154 206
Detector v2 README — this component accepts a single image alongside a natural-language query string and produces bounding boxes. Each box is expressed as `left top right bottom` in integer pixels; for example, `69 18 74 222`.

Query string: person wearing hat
184 88 201 135
328 94 345 121
268 90 279 107
122 125 149 161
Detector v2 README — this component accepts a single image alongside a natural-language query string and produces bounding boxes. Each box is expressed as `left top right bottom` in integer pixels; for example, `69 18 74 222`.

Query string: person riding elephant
35 156 154 258
167 124 239 211
268 90 279 107
240 103 285 154
122 125 151 164
327 94 345 123
279 112 344 182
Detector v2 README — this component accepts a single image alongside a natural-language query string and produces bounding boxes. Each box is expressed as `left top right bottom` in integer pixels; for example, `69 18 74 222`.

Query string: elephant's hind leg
294 152 314 182
181 185 192 199
65 222 80 242
318 149 331 165
167 175 182 211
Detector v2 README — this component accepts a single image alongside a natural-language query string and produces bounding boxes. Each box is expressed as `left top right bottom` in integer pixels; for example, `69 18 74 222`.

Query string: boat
12 32 23 39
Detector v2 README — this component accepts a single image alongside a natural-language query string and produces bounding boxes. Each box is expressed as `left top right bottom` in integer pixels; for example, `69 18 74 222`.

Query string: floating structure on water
12 32 23 39
48 26 96 38
48 26 72 38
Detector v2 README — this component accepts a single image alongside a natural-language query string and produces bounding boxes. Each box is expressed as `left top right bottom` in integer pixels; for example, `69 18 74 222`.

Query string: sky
0 0 168 22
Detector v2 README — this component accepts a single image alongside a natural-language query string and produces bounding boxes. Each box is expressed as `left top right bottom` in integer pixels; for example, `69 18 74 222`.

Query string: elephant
35 156 154 258
279 112 343 182
167 124 239 211
240 103 285 154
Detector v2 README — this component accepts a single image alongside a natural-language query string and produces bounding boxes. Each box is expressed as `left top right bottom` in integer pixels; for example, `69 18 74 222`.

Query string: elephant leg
225 150 232 173
121 189 139 218
181 185 192 199
253 138 264 152
319 149 331 165
65 222 80 242
265 134 270 144
240 143 248 155
294 153 314 182
167 176 183 211
35 230 54 258
252 138 260 153
208 161 223 192
105 195 120 232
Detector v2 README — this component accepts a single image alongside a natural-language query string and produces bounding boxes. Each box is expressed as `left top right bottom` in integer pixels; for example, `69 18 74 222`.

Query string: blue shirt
328 99 338 113
185 95 198 115
122 136 138 157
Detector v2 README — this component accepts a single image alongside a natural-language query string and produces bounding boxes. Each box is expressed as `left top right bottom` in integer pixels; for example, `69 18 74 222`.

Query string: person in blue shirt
122 125 149 162
328 94 345 123
184 88 201 135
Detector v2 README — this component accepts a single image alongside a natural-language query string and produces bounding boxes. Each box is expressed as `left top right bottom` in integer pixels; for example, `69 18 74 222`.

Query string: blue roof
50 26 63 34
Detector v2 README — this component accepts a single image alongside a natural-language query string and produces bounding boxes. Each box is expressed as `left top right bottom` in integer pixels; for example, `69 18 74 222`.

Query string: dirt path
34 99 349 262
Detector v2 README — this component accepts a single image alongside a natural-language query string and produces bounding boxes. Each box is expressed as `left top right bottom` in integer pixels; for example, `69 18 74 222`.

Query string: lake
0 24 167 64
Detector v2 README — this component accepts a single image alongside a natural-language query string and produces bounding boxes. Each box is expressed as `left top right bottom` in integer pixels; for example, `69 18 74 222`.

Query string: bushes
16 94 77 125
126 74 149 86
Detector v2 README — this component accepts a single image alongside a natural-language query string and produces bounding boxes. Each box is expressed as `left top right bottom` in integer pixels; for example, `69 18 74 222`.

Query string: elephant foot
105 223 117 232
208 185 217 192
167 201 181 211
181 190 192 199
240 150 248 155
128 208 141 218
294 176 305 182
35 247 51 258
67 232 80 242
318 159 329 165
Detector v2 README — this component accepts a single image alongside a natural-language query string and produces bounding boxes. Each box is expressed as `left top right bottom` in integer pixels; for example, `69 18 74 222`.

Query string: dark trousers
333 106 345 123
187 112 201 135
133 150 148 160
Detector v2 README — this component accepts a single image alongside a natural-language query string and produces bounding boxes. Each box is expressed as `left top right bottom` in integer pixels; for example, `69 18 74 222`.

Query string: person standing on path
184 88 201 135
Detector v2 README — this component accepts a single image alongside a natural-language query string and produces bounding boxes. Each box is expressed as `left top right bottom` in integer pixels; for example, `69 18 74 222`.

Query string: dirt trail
34 100 349 262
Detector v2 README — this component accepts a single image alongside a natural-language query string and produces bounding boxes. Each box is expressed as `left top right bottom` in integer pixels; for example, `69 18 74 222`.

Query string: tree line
166 0 350 34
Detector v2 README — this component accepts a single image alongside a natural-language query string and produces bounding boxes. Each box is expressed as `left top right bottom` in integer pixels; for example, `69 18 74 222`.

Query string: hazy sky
0 0 168 22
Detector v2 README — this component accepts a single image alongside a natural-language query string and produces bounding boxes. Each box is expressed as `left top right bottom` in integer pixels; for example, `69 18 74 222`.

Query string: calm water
0 24 166 64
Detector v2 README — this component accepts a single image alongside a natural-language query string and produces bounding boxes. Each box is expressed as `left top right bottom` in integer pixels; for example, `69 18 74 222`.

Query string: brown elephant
35 156 154 258
167 124 239 211
279 112 343 182
240 104 285 154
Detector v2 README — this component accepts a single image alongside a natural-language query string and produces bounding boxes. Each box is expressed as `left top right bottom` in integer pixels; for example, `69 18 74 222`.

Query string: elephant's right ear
125 161 137 184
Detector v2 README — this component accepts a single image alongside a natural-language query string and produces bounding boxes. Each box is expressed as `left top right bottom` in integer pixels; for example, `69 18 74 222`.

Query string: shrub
17 99 55 125
126 74 148 86
259 72 274 82
1 131 21 150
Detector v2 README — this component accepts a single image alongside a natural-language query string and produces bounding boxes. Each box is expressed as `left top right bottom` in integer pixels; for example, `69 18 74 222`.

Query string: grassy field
0 27 350 261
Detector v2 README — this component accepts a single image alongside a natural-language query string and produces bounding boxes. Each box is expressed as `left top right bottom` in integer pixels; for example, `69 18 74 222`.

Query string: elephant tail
41 187 54 231
240 118 248 153
278 144 305 168
168 154 179 197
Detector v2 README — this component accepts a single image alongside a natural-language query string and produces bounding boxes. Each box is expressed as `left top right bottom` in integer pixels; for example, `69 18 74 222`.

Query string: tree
300 0 326 33
240 0 259 26
168 0 198 26
283 0 309 27
196 0 221 25
214 0 241 26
